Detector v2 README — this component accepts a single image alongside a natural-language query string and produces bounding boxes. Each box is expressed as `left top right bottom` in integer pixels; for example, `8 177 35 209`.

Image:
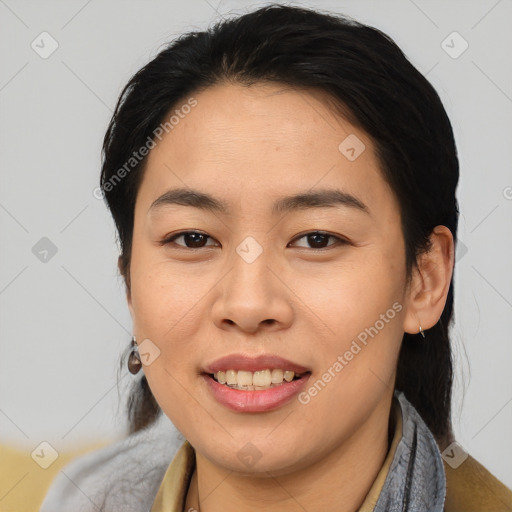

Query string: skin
123 82 454 512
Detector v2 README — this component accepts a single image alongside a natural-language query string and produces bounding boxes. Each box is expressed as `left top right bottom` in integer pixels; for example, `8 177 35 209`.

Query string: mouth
207 369 309 391
202 354 312 412
202 368 311 412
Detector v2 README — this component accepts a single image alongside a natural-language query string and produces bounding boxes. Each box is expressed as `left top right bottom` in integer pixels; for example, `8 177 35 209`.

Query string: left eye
160 231 346 250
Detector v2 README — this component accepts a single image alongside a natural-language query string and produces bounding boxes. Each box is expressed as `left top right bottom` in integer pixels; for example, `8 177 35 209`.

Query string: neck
185 394 396 512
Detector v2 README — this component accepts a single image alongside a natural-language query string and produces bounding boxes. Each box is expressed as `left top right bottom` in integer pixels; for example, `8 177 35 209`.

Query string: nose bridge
213 235 292 332
227 236 276 307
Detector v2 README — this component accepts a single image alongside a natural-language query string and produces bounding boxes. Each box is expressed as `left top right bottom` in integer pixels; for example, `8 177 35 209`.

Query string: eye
289 231 348 250
160 230 218 249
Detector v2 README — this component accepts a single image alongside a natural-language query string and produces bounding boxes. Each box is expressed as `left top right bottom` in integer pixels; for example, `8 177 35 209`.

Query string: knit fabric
39 412 182 512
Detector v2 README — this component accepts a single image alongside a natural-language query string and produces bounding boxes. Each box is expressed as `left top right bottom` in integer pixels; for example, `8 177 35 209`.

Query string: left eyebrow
272 188 370 216
148 187 370 216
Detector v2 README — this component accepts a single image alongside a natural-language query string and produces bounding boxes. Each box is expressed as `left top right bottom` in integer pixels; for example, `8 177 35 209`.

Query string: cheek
129 262 205 428
304 247 405 396
129 241 205 336
128 254 220 398
302 248 404 337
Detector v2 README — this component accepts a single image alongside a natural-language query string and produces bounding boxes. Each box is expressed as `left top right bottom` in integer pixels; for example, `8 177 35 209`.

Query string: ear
118 255 134 318
402 225 455 335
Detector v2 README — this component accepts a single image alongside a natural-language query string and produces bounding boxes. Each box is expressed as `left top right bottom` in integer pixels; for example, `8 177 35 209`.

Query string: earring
128 336 142 375
418 324 426 339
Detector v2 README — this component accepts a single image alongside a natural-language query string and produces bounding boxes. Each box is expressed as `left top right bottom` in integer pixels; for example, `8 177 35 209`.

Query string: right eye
160 230 219 249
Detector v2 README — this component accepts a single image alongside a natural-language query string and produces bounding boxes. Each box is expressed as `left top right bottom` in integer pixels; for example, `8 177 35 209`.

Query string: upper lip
203 354 310 374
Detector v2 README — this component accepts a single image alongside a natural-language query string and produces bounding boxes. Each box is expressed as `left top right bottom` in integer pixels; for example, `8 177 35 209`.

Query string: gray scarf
40 390 445 511
374 390 446 511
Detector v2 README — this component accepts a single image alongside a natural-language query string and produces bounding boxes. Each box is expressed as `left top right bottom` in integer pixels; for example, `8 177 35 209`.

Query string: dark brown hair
103 4 459 446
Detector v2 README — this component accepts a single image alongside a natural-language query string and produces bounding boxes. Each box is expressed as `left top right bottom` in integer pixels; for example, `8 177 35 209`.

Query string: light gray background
1 0 511 489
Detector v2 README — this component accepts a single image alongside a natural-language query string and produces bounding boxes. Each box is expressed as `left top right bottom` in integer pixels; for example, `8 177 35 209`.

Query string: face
127 82 410 475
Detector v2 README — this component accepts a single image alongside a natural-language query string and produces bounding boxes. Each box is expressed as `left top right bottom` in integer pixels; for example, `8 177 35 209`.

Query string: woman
40 4 512 511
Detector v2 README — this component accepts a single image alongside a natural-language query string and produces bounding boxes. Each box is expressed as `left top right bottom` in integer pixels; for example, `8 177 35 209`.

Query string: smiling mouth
208 369 310 391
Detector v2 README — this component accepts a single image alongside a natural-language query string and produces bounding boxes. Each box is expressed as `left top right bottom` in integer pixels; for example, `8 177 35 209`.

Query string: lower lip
203 373 311 412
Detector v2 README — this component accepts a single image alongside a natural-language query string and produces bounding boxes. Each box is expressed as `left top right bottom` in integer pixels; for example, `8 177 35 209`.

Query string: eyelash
159 230 348 251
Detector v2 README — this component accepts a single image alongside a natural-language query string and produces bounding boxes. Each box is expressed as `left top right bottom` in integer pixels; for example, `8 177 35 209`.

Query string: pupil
309 233 327 248
186 233 205 248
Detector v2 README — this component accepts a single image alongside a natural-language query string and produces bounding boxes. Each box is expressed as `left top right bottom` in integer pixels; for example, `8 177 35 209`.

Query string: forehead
138 82 398 220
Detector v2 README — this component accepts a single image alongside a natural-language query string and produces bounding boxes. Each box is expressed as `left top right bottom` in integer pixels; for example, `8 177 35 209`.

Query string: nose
211 248 294 335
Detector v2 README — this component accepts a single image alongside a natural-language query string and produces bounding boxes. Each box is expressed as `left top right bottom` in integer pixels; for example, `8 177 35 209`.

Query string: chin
197 436 311 477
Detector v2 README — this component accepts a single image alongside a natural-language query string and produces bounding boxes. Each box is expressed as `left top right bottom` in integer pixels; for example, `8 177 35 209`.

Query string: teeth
226 369 237 385
271 369 283 383
212 369 305 390
237 370 253 386
283 370 295 382
253 369 271 387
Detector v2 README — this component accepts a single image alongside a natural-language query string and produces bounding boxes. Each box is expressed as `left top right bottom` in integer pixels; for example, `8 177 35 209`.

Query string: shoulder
444 451 512 512
39 415 182 512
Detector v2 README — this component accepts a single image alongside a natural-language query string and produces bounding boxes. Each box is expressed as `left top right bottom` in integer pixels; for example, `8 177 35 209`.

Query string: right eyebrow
149 188 230 215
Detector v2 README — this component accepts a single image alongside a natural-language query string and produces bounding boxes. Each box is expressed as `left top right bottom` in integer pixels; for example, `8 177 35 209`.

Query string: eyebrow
149 187 370 216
